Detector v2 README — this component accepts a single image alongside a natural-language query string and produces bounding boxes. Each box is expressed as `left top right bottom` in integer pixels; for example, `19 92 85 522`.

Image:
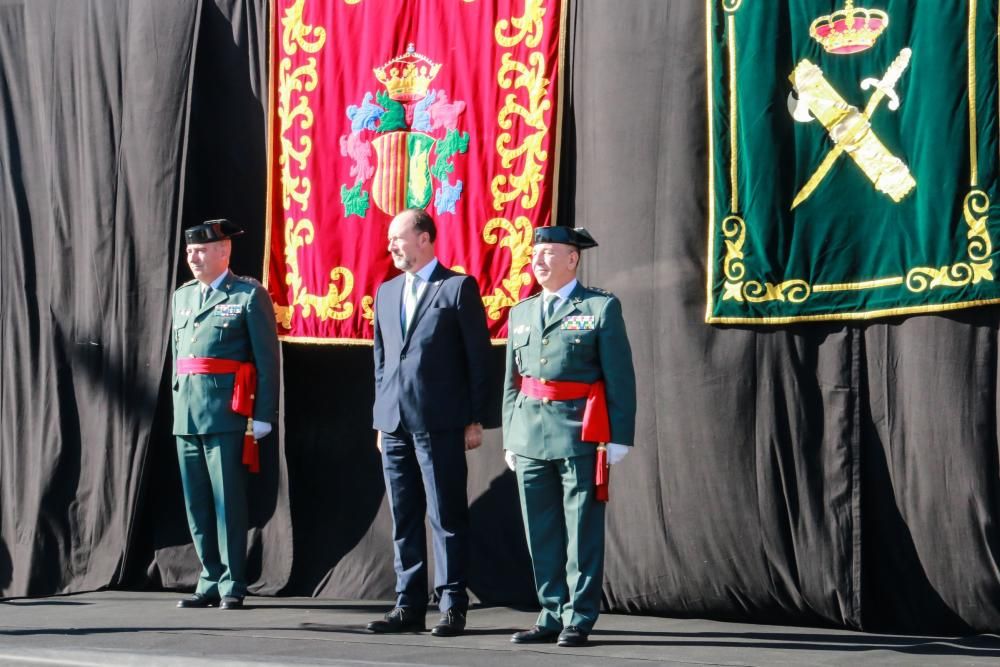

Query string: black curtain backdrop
0 0 203 596
2 0 1000 635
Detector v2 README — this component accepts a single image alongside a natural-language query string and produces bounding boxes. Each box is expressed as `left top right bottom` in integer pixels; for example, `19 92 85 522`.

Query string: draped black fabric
2 0 1000 636
0 0 294 599
0 0 203 596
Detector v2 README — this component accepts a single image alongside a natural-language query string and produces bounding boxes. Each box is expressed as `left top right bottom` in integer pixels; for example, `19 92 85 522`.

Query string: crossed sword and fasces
787 47 915 210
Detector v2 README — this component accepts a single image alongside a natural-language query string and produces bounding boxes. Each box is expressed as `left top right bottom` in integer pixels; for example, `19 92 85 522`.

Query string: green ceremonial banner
706 0 1000 323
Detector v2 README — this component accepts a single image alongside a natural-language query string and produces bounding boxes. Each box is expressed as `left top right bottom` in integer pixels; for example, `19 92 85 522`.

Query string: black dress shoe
176 594 218 609
557 625 589 647
219 596 244 610
431 608 466 637
511 625 560 643
366 607 426 633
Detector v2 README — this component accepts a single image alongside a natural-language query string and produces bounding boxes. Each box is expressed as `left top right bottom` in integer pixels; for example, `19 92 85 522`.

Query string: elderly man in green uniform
171 219 280 611
503 226 636 647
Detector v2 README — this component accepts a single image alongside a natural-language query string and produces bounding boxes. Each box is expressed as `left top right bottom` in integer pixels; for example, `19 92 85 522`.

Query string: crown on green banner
809 0 888 55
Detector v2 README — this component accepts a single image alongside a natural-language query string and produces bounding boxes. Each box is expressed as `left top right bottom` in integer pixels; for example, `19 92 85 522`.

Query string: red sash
519 377 611 502
176 357 260 473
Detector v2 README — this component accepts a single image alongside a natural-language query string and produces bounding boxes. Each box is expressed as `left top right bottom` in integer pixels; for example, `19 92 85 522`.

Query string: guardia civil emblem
707 0 999 324
339 44 470 218
787 0 914 209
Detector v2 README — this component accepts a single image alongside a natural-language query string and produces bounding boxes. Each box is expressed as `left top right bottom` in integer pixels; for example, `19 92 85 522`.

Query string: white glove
606 443 630 465
504 449 517 471
252 420 272 441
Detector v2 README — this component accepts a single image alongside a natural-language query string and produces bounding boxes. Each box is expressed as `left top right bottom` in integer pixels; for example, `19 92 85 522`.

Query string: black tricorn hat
533 226 598 249
184 219 245 244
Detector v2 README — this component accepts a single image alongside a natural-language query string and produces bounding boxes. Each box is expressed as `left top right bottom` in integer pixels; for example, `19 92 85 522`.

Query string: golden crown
374 44 441 102
809 0 888 55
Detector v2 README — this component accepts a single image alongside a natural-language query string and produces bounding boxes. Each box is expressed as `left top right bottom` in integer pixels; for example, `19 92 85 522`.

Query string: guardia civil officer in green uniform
503 227 636 647
172 219 280 611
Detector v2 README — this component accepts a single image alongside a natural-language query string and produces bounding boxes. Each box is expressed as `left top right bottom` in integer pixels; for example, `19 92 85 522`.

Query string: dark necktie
544 294 558 323
402 275 420 333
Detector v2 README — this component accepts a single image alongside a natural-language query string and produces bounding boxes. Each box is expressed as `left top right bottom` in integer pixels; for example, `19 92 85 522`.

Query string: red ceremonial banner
264 0 566 343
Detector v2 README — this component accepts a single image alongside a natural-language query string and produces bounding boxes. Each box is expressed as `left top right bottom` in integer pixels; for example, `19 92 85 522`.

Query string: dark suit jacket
373 262 492 433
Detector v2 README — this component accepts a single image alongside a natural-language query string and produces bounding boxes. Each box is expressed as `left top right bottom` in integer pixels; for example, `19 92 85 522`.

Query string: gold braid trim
273 0 355 328
906 191 994 292
482 216 534 320
484 0 555 320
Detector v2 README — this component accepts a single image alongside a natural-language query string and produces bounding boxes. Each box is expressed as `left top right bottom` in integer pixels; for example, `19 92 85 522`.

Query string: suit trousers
381 427 469 613
176 432 248 599
515 452 606 632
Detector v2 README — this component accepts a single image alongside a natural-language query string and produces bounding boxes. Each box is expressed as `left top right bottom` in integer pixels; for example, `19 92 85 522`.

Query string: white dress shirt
401 257 439 325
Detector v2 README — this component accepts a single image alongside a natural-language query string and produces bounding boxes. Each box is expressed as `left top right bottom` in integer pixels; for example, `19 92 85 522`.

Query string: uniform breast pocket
173 319 188 343
212 317 243 341
511 328 531 370
565 329 597 358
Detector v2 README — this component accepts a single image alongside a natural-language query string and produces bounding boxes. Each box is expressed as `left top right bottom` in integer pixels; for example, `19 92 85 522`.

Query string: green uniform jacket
503 283 637 459
171 273 280 435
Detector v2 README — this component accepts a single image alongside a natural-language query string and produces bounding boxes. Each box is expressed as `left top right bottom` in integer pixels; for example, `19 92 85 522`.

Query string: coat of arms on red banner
265 0 566 343
340 44 469 219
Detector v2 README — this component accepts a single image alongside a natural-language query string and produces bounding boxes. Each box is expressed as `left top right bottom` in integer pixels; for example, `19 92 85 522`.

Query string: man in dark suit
369 207 492 637
172 219 280 611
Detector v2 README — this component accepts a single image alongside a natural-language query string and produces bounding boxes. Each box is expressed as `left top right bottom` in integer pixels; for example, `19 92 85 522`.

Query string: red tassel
242 421 260 473
595 444 609 503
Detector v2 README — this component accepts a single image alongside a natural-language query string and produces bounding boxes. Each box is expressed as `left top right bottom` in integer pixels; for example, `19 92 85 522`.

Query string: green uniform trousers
176 432 248 599
515 452 606 632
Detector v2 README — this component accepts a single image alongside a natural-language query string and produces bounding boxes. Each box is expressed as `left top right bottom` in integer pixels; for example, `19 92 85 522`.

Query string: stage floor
1 592 999 666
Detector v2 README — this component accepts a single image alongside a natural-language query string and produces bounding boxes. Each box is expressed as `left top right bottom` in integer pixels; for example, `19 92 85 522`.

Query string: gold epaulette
511 292 541 313
585 286 614 297
518 292 542 304
234 274 263 287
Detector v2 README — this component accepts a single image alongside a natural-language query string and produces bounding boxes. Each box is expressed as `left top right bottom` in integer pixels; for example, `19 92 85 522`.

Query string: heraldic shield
371 131 436 215
706 0 1000 324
